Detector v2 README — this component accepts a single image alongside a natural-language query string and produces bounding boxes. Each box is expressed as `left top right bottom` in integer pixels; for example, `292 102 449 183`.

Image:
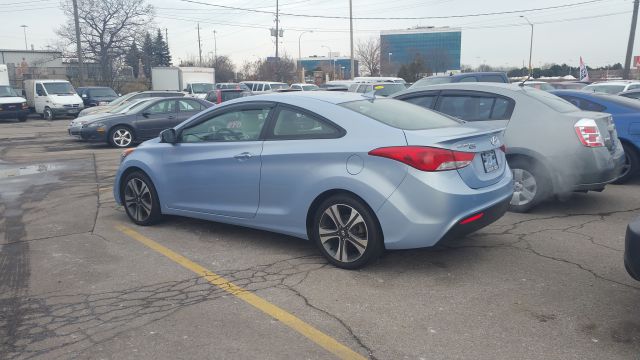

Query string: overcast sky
1 0 638 68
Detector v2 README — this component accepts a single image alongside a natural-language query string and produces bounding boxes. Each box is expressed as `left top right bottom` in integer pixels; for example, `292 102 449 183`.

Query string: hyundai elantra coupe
114 92 513 269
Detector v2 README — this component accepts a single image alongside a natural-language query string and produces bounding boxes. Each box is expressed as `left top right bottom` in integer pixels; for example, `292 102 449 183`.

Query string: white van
23 79 84 120
353 76 406 84
240 81 288 94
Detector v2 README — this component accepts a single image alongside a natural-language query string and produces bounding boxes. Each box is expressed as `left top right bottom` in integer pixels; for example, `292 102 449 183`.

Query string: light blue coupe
114 92 513 268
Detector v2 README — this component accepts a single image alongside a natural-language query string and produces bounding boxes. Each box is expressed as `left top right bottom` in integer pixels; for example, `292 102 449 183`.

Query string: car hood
83 113 131 126
0 96 26 104
50 94 83 105
69 112 113 126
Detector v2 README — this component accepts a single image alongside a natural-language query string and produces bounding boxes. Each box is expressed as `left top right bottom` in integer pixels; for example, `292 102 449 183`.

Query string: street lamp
20 25 28 50
388 52 393 76
321 45 334 80
520 15 534 78
298 30 313 83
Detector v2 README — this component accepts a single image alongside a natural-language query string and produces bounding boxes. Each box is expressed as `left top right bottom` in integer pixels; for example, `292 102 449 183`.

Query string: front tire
612 143 639 184
509 158 550 213
18 115 27 122
43 107 54 121
121 171 162 226
311 194 383 269
109 125 135 148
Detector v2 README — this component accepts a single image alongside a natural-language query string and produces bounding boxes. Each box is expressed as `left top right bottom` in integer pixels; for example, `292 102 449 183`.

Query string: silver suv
393 83 625 212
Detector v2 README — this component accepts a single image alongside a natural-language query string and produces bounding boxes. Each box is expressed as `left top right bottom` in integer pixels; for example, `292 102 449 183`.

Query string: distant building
380 27 461 76
298 56 359 80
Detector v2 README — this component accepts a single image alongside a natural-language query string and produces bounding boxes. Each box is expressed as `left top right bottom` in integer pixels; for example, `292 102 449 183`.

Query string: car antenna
518 74 531 87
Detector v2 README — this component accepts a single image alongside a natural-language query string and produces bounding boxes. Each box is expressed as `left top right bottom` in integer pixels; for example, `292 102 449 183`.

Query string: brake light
369 146 475 171
574 119 604 147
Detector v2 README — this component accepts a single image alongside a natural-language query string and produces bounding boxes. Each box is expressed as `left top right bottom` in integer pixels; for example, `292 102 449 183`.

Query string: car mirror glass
160 128 177 144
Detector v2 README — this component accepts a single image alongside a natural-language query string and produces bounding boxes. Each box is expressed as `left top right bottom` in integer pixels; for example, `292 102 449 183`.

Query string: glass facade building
380 27 461 74
298 57 359 78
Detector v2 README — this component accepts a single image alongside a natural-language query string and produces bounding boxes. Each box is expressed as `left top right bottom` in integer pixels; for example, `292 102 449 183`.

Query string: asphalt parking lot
1 117 639 360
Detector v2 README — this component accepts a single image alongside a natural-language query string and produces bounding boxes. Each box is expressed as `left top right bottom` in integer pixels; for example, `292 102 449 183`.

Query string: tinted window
356 85 367 93
348 84 359 92
480 75 506 83
628 84 640 90
557 95 606 112
591 92 640 110
221 91 249 102
271 83 288 90
491 98 512 119
522 88 578 113
145 100 175 114
404 95 437 109
341 99 461 130
88 88 117 97
180 108 270 142
375 83 406 96
621 92 640 99
457 76 477 83
412 77 452 87
272 108 339 138
439 96 493 121
178 99 203 112
35 83 45 96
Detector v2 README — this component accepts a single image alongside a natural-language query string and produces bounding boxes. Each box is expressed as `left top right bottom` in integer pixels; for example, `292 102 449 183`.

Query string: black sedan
77 86 119 107
625 216 640 281
79 97 213 148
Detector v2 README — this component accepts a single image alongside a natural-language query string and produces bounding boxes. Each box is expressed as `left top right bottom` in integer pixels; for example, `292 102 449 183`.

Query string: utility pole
624 0 640 79
197 23 203 66
213 30 217 68
71 0 84 86
349 0 354 79
275 0 279 59
20 25 28 50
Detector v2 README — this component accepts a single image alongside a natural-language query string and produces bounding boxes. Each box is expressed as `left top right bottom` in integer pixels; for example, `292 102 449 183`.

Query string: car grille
1 103 22 111
63 104 80 108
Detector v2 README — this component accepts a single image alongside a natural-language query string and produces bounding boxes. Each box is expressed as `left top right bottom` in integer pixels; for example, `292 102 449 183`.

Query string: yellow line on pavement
115 224 367 360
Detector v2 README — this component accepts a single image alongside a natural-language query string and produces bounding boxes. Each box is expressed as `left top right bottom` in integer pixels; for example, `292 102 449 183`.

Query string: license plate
68 110 77 114
481 150 499 173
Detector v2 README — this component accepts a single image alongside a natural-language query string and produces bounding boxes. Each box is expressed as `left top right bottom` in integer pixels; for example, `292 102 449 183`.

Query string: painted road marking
115 224 367 360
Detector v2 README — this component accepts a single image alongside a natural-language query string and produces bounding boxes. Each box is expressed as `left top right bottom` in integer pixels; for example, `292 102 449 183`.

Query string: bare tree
355 37 380 76
58 0 154 85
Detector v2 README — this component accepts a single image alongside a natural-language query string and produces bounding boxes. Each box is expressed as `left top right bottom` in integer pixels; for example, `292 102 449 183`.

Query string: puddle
0 163 64 179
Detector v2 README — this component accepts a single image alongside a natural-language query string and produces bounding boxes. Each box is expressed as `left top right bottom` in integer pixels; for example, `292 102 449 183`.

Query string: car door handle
234 152 254 160
167 115 175 119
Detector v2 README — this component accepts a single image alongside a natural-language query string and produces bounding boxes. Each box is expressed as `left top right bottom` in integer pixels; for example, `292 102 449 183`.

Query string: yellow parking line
115 224 367 360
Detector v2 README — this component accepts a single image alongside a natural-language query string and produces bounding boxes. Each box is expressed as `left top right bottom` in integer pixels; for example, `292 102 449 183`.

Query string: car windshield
270 83 288 90
522 87 579 113
412 77 453 87
0 85 19 97
43 82 76 95
191 83 215 94
374 84 407 96
302 85 319 91
108 98 150 114
221 91 250 102
89 88 117 97
340 98 461 130
584 84 627 94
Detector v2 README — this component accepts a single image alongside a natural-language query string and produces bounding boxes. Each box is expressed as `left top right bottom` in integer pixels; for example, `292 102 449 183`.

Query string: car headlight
86 122 104 128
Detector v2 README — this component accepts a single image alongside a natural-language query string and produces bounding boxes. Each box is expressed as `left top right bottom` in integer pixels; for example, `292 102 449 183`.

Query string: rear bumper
625 217 640 281
376 167 513 250
0 109 29 119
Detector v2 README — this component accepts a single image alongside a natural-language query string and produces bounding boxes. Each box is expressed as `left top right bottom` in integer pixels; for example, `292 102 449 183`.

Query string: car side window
458 76 477 82
628 84 640 90
35 84 45 96
145 100 176 114
271 108 340 139
558 95 606 112
356 85 367 93
438 95 494 121
404 95 437 109
178 99 203 111
180 107 270 143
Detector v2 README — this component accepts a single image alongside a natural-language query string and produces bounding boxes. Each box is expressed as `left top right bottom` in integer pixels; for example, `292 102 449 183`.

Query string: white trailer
151 67 215 98
0 64 9 86
151 67 182 91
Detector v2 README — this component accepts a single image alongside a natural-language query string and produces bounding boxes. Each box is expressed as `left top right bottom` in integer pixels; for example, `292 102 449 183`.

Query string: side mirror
160 128 177 144
142 112 150 118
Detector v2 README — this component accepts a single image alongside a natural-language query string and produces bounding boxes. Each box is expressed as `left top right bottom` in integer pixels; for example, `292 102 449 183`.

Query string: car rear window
221 91 249 102
374 83 406 96
480 75 507 83
412 77 453 87
521 87 578 113
340 98 461 130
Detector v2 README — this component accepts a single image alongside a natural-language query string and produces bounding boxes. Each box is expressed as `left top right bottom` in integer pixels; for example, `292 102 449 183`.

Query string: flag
579 56 589 82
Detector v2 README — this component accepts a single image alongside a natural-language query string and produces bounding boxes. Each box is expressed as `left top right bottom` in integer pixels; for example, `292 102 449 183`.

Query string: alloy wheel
511 168 537 206
113 128 132 147
318 204 368 263
620 152 632 179
124 178 152 222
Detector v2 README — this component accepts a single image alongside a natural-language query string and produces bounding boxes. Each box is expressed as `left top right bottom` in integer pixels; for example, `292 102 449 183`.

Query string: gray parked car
392 83 625 212
78 90 185 117
78 97 213 148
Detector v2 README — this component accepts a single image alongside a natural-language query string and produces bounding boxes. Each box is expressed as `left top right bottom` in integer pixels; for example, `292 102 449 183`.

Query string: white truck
151 67 215 99
0 65 29 122
23 79 84 120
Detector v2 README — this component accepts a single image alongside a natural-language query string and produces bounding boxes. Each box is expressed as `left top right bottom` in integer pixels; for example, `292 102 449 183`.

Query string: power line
179 0 610 20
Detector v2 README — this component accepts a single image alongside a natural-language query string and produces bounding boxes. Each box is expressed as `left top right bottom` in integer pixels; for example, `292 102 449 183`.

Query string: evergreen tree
397 65 409 82
153 29 172 67
125 41 140 78
141 32 154 78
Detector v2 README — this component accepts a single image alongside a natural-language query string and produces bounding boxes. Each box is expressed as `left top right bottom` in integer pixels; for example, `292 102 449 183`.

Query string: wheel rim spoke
125 178 151 222
319 203 368 263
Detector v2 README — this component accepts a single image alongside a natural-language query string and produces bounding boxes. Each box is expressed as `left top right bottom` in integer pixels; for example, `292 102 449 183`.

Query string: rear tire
612 143 639 184
508 158 550 213
121 171 162 226
311 194 384 269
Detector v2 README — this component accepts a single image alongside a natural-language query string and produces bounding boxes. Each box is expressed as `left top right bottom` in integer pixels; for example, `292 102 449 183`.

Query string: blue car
113 92 513 269
550 90 640 183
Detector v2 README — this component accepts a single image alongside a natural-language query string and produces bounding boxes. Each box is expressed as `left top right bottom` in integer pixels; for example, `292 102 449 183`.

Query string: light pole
388 52 393 76
520 15 534 78
321 45 333 80
20 25 28 50
298 30 313 83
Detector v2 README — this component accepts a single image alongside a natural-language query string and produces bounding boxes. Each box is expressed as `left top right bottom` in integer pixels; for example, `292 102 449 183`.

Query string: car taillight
369 146 475 171
574 119 604 147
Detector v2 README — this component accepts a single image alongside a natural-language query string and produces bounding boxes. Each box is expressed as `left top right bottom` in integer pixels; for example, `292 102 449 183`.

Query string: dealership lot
1 119 639 359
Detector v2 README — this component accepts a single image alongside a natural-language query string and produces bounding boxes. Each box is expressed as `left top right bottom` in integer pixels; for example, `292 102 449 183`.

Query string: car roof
587 81 640 85
620 88 640 94
233 90 370 105
392 82 523 97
